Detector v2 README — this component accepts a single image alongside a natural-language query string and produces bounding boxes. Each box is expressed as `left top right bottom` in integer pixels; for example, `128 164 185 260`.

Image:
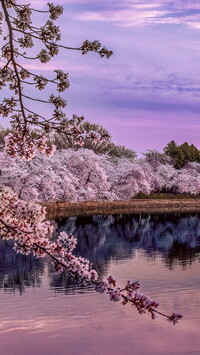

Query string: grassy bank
132 192 200 199
43 197 200 219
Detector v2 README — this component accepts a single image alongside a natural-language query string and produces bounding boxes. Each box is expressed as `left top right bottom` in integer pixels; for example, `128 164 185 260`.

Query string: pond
0 212 200 355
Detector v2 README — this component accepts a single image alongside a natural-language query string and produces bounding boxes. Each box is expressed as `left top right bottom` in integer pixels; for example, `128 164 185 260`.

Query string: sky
3 0 200 154
60 0 200 154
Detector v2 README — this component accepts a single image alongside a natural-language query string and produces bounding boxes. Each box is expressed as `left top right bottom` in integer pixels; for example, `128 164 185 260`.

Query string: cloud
16 1 200 30
15 0 200 29
74 0 200 29
108 76 200 98
23 61 88 73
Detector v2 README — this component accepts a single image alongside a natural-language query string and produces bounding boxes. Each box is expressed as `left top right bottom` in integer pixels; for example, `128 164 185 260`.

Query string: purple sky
61 0 200 154
3 0 200 154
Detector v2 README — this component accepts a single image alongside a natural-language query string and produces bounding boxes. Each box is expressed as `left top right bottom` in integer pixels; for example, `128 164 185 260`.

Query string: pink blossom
95 279 109 293
108 287 122 302
168 313 184 325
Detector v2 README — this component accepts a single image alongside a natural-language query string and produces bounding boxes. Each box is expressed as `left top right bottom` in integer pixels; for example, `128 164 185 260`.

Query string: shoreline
43 199 200 218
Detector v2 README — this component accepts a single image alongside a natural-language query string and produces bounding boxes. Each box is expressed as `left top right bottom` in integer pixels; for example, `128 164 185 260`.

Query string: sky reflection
0 251 199 355
0 212 200 354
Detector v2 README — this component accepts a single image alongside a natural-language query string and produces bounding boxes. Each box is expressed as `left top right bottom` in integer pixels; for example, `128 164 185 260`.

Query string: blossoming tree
0 0 183 324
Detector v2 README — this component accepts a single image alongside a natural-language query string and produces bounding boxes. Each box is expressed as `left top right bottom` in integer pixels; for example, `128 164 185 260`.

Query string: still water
0 212 200 355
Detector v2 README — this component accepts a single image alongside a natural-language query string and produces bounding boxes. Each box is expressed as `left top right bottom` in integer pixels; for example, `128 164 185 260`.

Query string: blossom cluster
168 313 184 325
95 276 183 323
0 1 112 160
81 40 113 58
0 186 98 284
3 117 110 160
48 3 63 21
4 130 56 160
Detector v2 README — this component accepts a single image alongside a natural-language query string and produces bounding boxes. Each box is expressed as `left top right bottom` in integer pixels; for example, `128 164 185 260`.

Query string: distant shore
43 199 200 219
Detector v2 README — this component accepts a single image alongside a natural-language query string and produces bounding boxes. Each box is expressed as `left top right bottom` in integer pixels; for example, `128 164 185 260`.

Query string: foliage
104 143 137 159
143 149 172 170
0 124 10 150
132 192 200 199
44 120 137 158
164 141 200 169
0 122 137 158
49 121 111 150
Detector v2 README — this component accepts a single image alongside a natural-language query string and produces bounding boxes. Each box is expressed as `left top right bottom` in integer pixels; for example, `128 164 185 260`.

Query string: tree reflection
0 240 44 294
0 212 200 294
54 212 200 273
165 241 200 269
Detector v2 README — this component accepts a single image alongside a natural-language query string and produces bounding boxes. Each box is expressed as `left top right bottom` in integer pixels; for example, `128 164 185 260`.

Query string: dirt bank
43 199 200 219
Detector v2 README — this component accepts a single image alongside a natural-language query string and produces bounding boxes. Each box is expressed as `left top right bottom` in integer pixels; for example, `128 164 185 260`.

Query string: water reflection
0 212 200 294
55 212 200 271
0 212 200 355
166 241 200 270
0 240 44 294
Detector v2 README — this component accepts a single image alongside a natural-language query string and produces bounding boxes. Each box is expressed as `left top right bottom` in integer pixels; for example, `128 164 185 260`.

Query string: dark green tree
48 120 137 158
164 140 178 159
164 140 200 168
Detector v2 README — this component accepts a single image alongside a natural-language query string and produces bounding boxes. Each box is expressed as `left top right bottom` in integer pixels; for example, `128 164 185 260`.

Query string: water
0 212 200 355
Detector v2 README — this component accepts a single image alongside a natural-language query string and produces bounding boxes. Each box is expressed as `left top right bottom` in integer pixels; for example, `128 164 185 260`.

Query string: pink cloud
23 61 88 73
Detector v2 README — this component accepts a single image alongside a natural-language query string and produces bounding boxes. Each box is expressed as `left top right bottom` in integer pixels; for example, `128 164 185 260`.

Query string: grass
132 192 200 200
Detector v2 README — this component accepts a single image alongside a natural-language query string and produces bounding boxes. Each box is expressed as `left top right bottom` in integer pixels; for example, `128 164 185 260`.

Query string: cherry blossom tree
0 0 183 324
0 150 157 202
0 0 112 160
154 164 177 193
0 149 113 201
108 159 154 199
173 164 200 195
2 148 200 202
